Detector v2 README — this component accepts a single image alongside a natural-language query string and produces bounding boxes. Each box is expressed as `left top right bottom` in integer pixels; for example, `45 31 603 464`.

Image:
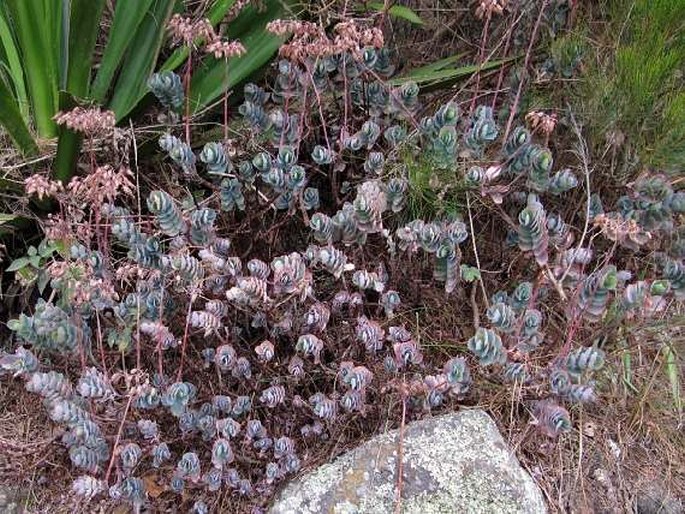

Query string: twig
104 394 133 483
223 60 230 143
95 311 108 379
470 281 481 329
176 292 196 381
470 11 493 113
502 0 549 146
184 49 193 145
544 265 568 302
491 10 518 110
558 108 592 286
466 193 489 309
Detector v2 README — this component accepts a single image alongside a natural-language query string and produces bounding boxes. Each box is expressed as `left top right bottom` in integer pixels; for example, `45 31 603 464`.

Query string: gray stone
0 486 25 514
269 409 546 514
636 483 683 514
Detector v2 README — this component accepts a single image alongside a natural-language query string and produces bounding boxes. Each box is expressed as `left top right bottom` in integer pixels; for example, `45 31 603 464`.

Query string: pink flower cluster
53 107 116 136
475 0 508 19
266 19 384 63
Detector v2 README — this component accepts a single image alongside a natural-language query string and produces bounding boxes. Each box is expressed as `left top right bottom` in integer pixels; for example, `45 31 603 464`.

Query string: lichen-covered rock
270 410 546 514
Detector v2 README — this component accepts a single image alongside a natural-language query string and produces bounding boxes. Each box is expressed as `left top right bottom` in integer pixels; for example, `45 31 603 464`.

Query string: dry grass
1 283 682 513
0 3 683 513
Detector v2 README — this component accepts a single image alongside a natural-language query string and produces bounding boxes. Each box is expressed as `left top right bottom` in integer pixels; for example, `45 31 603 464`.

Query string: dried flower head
266 20 321 38
206 39 246 59
68 165 134 205
25 174 64 200
475 0 508 19
334 20 384 50
53 107 116 136
594 213 651 249
267 19 383 64
525 111 558 137
225 0 250 22
167 14 215 47
44 212 80 242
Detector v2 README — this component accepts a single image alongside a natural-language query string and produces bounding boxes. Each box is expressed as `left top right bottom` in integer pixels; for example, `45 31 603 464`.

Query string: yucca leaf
108 0 175 120
53 92 82 183
63 0 105 95
0 78 38 156
65 0 106 93
188 0 286 113
367 3 424 25
53 0 105 183
91 0 155 103
388 57 515 89
4 0 61 138
190 34 282 114
0 7 29 120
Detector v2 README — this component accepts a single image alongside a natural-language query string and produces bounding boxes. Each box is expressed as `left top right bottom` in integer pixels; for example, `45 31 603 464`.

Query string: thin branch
467 193 490 309
502 0 549 146
558 108 592 286
104 394 133 483
176 292 196 382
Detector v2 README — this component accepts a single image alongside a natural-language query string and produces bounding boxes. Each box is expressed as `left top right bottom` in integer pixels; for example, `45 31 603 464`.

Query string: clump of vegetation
0 1 683 512
580 0 685 172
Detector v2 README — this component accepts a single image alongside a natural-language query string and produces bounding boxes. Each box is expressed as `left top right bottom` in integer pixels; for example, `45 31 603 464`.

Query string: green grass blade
108 0 174 121
388 57 516 92
388 58 513 86
663 344 683 415
399 52 467 79
91 0 155 103
0 78 38 155
367 3 424 25
0 213 18 225
5 0 60 138
65 0 105 97
0 7 29 120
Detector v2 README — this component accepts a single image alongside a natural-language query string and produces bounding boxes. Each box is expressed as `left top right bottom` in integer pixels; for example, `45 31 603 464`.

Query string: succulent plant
517 194 549 266
148 71 184 110
467 328 507 366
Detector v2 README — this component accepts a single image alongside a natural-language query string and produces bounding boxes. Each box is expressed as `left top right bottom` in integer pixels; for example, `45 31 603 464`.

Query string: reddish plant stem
305 63 338 206
342 59 350 147
224 60 230 142
502 0 549 146
105 394 133 483
491 13 518 110
135 295 141 370
95 311 108 379
304 64 331 150
471 12 492 114
176 295 195 382
281 91 290 149
184 49 193 145
296 75 311 148
157 287 166 379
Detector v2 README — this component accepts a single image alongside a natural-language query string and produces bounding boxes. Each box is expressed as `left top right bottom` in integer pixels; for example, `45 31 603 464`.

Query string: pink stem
502 0 549 146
